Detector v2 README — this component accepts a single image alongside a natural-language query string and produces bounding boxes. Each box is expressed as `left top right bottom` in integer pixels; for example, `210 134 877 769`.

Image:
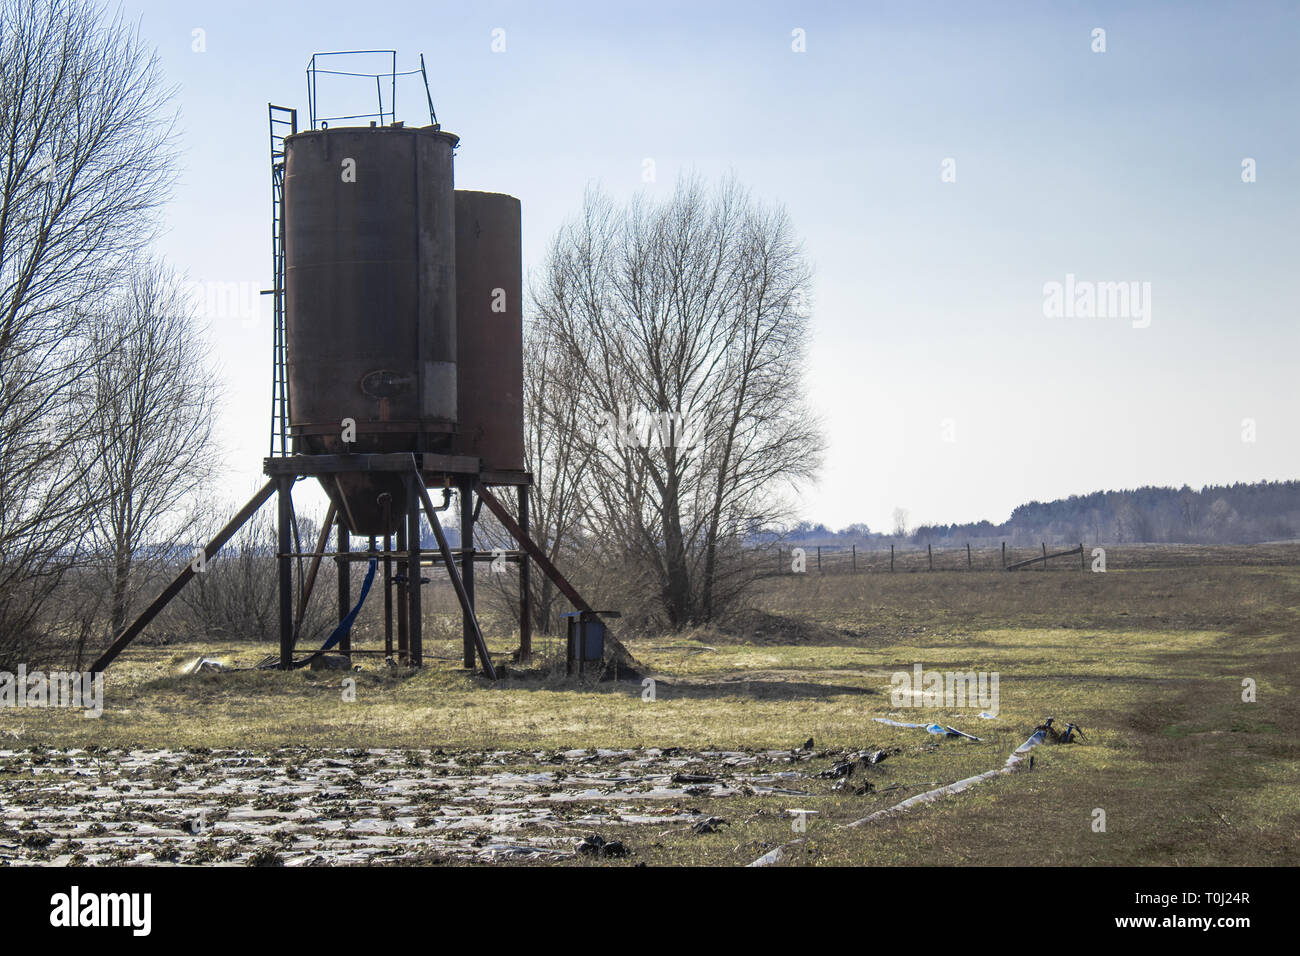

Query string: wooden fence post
928 543 933 571
890 544 895 572
1001 541 1006 569
1080 543 1085 571
967 543 972 569
852 545 856 571
1041 541 1047 570
817 546 821 573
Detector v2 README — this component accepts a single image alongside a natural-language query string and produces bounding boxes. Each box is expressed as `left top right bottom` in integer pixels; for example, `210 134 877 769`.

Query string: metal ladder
267 104 296 458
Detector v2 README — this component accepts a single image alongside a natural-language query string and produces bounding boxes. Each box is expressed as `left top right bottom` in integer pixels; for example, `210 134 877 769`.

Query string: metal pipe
276 548 522 560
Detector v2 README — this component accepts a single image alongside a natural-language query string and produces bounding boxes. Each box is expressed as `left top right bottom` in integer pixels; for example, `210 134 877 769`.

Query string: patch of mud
0 746 823 866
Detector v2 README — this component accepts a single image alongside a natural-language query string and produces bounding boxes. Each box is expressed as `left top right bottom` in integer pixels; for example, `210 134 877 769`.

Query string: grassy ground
3 552 1297 866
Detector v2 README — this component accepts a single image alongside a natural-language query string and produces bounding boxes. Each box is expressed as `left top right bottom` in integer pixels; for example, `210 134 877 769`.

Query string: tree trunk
110 543 132 637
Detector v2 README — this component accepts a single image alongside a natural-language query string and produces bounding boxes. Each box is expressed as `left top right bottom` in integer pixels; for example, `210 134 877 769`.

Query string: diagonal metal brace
90 479 278 674
411 460 497 679
474 483 639 672
474 484 592 613
292 500 338 649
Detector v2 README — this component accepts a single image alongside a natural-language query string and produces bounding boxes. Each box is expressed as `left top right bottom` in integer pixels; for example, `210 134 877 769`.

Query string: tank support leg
396 519 409 664
460 479 476 669
380 493 393 660
406 472 423 666
336 512 351 657
277 475 294 670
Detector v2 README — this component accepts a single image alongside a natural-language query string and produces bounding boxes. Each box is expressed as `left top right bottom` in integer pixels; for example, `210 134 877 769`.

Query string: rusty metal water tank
283 124 459 533
453 190 524 473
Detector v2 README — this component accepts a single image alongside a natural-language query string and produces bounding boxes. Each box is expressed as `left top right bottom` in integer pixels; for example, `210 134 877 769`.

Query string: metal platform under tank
263 452 533 676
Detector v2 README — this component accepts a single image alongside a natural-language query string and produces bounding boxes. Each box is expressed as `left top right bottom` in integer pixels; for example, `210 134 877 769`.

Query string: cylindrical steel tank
453 190 524 473
283 124 459 533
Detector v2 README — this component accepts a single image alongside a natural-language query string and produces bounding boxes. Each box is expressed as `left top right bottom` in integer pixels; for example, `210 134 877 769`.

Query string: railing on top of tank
305 50 438 131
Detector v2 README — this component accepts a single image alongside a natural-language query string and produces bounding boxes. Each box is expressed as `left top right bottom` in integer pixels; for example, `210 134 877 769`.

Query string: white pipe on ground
746 730 1048 867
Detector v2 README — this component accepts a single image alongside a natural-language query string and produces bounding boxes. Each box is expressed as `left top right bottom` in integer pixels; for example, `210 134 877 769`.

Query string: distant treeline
768 480 1300 548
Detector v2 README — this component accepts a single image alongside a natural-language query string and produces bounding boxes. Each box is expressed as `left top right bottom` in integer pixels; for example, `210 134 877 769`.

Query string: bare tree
473 316 608 636
534 176 824 628
518 316 595 633
0 0 177 663
88 260 220 636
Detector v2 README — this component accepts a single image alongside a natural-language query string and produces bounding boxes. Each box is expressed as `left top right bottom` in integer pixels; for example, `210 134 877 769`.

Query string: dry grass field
2 545 1297 866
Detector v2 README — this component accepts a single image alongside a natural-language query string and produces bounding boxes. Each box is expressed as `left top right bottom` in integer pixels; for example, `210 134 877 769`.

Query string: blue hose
316 558 377 654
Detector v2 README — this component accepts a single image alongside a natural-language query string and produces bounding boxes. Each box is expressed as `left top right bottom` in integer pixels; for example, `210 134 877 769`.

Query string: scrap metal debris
1035 717 1086 743
690 816 728 834
816 760 856 779
833 777 874 795
576 834 626 858
860 748 893 767
816 748 897 781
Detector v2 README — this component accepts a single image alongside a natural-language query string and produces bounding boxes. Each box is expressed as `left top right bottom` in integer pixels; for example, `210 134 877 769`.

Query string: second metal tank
453 190 524 474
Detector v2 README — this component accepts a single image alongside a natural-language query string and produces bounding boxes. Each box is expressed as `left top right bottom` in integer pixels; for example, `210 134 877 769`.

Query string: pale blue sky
123 0 1300 532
